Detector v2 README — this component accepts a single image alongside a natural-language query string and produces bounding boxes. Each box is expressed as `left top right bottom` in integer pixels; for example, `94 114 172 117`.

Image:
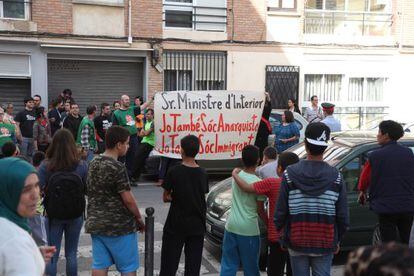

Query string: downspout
128 0 133 44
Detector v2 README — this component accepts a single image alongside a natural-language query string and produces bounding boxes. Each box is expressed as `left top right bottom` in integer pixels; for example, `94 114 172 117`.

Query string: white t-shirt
0 217 45 276
256 159 279 179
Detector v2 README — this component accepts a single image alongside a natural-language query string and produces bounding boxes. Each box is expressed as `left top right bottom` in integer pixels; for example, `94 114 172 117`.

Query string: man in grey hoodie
275 122 349 276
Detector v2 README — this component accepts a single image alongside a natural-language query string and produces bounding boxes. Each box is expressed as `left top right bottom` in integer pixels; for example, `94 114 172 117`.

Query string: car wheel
372 224 382 246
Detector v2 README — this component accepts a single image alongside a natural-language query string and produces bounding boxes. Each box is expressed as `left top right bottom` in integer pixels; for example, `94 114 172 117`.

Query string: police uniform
321 103 342 132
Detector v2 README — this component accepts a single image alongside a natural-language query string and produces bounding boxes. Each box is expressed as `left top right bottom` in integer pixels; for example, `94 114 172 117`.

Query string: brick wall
32 0 72 34
131 0 163 39
227 0 267 42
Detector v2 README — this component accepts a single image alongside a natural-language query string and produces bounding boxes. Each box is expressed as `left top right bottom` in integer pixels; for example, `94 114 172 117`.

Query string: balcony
304 9 392 37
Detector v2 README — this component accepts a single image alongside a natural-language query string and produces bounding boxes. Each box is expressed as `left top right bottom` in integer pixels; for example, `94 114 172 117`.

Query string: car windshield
287 142 351 166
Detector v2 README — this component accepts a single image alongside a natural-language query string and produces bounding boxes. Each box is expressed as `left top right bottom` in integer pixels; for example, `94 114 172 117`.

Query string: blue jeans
220 230 260 276
46 216 83 276
290 253 333 276
20 137 34 158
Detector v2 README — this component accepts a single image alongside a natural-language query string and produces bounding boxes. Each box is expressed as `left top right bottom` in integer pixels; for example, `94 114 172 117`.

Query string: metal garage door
0 78 31 113
48 59 144 113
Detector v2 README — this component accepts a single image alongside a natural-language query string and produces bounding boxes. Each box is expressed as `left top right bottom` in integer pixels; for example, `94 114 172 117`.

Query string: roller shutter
0 78 31 113
48 59 144 113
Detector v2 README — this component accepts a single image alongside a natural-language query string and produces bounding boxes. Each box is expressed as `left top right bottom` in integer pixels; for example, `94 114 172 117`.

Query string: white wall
226 47 412 122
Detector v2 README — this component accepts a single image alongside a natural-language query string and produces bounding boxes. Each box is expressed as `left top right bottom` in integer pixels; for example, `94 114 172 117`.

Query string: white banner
154 90 265 160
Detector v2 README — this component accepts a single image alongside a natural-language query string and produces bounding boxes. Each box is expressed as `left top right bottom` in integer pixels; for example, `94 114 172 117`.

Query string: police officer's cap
321 102 335 110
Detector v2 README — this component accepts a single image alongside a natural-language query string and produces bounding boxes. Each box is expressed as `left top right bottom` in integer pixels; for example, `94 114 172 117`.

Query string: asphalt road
56 178 347 275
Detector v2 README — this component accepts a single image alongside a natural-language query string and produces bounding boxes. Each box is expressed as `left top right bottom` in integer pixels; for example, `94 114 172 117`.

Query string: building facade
0 0 413 126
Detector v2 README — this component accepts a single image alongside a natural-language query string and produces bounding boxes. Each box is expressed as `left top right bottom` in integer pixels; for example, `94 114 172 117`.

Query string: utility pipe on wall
128 0 133 44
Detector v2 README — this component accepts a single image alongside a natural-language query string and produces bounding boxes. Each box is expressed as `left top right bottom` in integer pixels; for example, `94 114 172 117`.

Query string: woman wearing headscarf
0 157 45 275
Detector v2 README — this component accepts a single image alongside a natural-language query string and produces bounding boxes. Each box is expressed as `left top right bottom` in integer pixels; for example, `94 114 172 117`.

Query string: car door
339 152 378 249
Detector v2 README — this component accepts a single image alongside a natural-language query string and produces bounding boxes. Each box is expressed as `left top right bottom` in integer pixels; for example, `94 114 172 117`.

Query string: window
163 0 226 31
340 156 361 192
348 77 387 102
1 0 27 19
165 10 193 28
304 74 342 102
163 51 226 91
268 0 297 10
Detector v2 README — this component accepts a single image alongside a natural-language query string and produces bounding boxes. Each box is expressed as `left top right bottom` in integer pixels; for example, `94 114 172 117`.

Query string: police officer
321 102 341 132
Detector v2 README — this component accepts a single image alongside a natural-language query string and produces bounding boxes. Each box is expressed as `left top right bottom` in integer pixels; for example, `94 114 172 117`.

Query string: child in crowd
86 125 145 275
1 141 18 158
220 145 265 276
275 123 349 276
256 146 279 179
160 135 209 276
27 151 48 246
232 151 300 276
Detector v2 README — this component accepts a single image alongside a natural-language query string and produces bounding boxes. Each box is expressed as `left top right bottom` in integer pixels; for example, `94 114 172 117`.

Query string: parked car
205 131 414 262
144 110 308 176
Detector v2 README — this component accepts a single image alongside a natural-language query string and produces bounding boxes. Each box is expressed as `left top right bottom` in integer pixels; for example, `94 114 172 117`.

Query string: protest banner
153 90 265 160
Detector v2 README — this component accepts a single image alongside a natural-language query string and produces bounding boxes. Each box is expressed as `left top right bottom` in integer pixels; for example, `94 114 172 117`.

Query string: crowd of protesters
0 89 414 276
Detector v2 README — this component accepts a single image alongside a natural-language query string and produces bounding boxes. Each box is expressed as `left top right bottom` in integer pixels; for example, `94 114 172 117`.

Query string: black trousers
132 142 153 179
159 232 204 276
267 241 292 276
378 213 413 244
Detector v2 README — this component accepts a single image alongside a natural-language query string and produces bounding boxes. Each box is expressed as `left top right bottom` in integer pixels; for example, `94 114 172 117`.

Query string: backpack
44 170 85 220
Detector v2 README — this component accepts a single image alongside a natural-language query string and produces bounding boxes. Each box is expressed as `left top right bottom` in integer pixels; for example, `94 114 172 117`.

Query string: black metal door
265 66 299 109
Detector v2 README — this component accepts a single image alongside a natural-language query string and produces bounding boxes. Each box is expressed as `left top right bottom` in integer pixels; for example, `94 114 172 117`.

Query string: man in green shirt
132 109 155 181
112 95 153 179
220 145 265 276
76 105 97 162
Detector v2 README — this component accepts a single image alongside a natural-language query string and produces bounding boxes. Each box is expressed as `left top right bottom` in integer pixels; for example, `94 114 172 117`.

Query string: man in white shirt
321 102 342 132
304 95 323 123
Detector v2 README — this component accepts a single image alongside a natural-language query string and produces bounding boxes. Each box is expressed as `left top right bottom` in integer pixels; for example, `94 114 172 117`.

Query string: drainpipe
128 0 133 44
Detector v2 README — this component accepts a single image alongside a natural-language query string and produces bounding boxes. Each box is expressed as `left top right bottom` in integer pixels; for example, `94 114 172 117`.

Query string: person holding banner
255 92 272 162
112 95 152 179
132 109 155 182
274 111 300 153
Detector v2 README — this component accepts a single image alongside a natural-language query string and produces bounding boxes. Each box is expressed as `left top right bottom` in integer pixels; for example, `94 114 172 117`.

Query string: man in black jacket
63 102 82 140
358 120 414 244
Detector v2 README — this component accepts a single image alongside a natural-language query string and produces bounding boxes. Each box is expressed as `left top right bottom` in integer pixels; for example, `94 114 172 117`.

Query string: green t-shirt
142 120 155 147
0 123 15 148
225 170 265 236
113 107 139 135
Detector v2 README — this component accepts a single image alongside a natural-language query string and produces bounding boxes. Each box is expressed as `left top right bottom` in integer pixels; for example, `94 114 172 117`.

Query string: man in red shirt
232 152 299 276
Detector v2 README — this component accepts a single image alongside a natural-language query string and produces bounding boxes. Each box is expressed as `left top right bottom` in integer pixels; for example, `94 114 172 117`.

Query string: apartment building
0 0 412 126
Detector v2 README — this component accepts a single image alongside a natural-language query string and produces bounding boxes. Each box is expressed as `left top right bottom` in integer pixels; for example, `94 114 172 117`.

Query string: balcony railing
304 9 392 37
0 0 31 20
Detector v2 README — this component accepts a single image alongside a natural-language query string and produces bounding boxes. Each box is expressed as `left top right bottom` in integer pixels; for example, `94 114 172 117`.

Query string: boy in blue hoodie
274 122 349 276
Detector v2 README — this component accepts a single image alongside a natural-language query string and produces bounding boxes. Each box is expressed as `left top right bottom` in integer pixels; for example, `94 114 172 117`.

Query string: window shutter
194 0 226 32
